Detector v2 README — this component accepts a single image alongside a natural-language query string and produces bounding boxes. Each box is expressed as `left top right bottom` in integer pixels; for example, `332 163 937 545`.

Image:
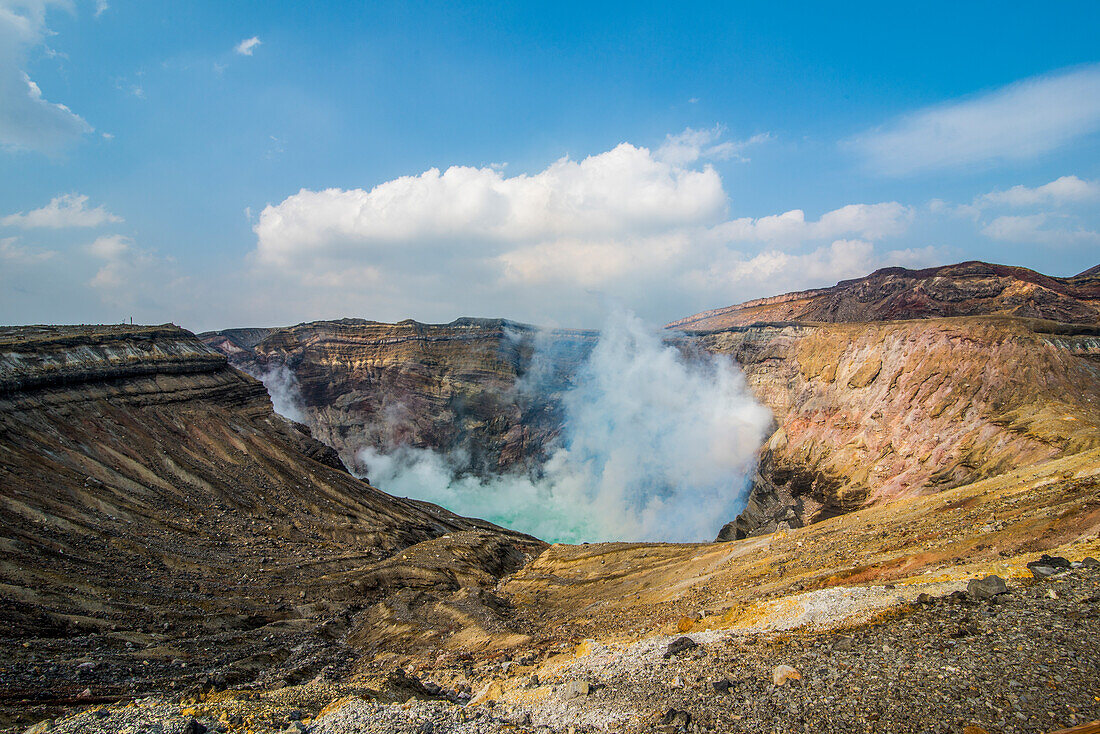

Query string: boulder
967 575 1008 600
772 664 801 686
663 636 697 659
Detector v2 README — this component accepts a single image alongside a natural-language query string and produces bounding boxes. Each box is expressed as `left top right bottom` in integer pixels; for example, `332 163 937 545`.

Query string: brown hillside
667 261 1100 332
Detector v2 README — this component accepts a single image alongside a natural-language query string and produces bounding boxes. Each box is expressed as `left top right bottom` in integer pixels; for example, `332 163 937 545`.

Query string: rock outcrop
200 318 597 475
199 262 1100 543
0 325 543 726
667 261 1100 331
685 318 1100 538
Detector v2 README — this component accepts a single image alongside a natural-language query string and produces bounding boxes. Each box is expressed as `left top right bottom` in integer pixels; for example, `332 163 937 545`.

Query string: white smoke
253 364 307 423
359 308 772 542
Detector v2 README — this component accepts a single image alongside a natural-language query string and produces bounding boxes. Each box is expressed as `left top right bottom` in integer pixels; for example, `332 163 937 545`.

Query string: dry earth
8 444 1100 733
6 262 1100 734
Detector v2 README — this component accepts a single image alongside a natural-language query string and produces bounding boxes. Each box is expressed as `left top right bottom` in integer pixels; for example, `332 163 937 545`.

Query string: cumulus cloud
849 64 1100 175
0 236 56 263
975 175 1100 209
235 36 261 56
249 132 922 326
710 202 913 246
680 239 945 296
3 193 122 228
86 233 177 307
981 214 1100 246
254 142 727 268
927 175 1100 248
0 0 93 153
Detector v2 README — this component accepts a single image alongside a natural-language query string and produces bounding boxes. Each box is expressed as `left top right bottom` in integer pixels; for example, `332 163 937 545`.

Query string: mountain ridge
666 260 1100 332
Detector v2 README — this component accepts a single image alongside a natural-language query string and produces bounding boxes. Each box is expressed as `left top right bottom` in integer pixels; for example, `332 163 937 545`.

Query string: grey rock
711 678 733 694
967 574 1008 600
664 636 697 658
1029 554 1070 570
832 636 854 651
1029 565 1058 579
1083 557 1100 568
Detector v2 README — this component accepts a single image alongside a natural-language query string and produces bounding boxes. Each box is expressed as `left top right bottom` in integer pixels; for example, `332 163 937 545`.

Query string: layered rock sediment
686 318 1100 538
201 318 597 475
0 325 543 726
667 261 1100 331
201 262 1100 542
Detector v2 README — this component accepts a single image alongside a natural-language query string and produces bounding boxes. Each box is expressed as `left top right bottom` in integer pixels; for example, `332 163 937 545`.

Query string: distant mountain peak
667 260 1100 332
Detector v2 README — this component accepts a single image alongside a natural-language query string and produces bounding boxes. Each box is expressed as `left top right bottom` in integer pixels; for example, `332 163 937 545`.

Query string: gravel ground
513 564 1100 734
22 563 1099 734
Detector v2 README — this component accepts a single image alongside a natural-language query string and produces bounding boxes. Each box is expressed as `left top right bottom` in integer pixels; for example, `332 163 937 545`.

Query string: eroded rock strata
666 260 1100 331
5 319 1100 734
201 318 596 476
691 317 1100 538
0 325 543 730
202 263 1100 542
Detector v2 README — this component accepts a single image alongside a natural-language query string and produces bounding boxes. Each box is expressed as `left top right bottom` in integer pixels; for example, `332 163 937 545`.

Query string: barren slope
0 325 544 729
667 261 1100 331
684 317 1100 538
6 325 1100 734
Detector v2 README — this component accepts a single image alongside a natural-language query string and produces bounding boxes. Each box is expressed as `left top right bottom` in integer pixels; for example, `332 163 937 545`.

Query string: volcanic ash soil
18 562 1100 734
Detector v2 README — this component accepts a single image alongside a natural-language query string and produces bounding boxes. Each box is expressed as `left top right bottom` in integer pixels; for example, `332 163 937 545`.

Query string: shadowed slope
0 325 544 728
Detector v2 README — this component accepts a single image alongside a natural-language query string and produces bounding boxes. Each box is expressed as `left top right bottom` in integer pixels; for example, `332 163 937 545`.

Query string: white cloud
656 126 772 166
87 233 181 308
710 201 912 245
248 134 925 327
80 233 188 317
849 64 1100 175
680 240 945 296
254 141 727 268
93 0 107 17
88 232 130 260
981 213 1100 246
497 232 691 288
235 36 261 56
3 193 122 228
0 0 93 153
976 175 1100 209
0 236 56 264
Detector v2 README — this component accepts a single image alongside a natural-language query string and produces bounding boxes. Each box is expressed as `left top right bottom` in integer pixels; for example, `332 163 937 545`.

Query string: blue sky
2 0 1099 330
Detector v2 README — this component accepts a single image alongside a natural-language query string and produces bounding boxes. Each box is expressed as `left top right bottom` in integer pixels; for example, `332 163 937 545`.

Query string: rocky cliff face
199 262 1100 545
200 318 597 476
0 325 543 725
684 318 1100 538
669 261 1100 539
667 261 1100 331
